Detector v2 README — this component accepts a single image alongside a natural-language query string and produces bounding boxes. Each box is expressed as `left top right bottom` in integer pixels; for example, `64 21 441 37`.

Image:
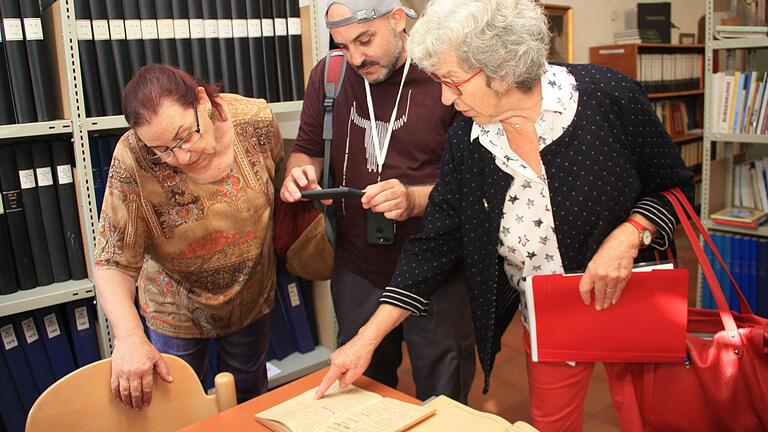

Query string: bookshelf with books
699 0 768 311
590 43 706 178
1 3 337 423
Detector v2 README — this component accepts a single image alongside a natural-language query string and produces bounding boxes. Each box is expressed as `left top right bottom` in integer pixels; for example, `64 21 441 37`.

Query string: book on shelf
410 395 537 432
215 0 237 93
89 0 122 116
0 28 15 124
188 0 209 80
202 0 223 85
0 0 38 123
246 0 268 99
254 383 436 432
232 0 254 97
121 0 147 79
172 0 193 73
710 207 768 229
105 0 133 97
286 0 305 101
19 0 58 122
137 0 161 64
714 25 768 39
0 146 37 290
258 0 280 102
156 0 179 67
0 188 19 295
637 2 671 44
272 0 292 102
74 0 104 118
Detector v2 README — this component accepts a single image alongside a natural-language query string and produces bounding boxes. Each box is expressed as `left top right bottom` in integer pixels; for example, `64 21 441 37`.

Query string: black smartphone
300 187 364 201
366 209 395 245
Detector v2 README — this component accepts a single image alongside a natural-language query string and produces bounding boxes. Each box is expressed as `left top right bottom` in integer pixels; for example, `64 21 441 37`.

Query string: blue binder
0 316 39 412
64 300 101 367
268 293 297 360
757 239 768 317
276 262 316 353
0 348 26 432
97 137 115 186
33 306 76 380
12 313 55 392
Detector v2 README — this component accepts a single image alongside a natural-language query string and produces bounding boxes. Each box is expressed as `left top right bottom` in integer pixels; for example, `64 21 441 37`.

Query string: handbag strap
667 188 752 314
661 189 741 337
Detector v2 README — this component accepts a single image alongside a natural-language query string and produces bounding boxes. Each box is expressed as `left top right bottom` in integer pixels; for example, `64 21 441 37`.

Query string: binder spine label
3 18 23 41
75 306 90 331
57 165 74 184
261 19 274 37
288 283 301 307
92 19 110 41
190 19 205 39
76 19 93 40
23 18 44 41
125 19 142 40
0 194 3 214
36 167 53 187
288 17 301 35
21 318 39 344
2 191 22 212
232 19 248 38
43 313 61 338
157 19 175 39
19 169 36 189
204 19 219 38
1 324 18 350
274 18 287 36
218 19 233 38
141 19 159 39
108 19 126 40
174 19 190 39
247 19 262 37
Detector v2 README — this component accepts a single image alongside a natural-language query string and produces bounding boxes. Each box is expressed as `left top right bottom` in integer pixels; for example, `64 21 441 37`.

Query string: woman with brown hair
94 64 282 409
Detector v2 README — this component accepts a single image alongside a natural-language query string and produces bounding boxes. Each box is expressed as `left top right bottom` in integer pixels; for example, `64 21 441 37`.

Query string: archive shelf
0 0 336 387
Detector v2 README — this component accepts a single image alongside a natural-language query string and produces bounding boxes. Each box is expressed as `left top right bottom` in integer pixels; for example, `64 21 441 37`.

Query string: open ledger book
409 395 538 432
254 383 435 432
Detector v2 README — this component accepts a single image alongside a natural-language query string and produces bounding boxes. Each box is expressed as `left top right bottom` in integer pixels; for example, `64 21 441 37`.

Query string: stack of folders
525 263 688 363
75 0 306 118
0 0 61 125
0 299 101 432
0 141 88 296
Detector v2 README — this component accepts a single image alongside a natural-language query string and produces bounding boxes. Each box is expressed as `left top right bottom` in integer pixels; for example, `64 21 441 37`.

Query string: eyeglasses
428 70 483 96
149 100 201 163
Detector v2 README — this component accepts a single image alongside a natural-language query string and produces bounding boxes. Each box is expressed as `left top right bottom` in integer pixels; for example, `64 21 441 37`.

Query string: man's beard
354 30 404 84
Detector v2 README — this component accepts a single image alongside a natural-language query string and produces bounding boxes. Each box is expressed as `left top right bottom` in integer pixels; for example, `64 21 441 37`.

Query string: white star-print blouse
471 63 578 328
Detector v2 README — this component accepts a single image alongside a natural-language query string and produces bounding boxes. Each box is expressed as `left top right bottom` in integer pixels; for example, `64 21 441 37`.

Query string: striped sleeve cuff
379 287 429 317
632 197 675 250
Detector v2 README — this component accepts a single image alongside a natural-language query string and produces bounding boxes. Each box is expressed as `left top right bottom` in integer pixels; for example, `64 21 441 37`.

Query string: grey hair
408 0 550 90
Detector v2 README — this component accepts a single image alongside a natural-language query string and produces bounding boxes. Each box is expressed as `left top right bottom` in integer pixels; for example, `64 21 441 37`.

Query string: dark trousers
331 266 476 402
147 314 270 403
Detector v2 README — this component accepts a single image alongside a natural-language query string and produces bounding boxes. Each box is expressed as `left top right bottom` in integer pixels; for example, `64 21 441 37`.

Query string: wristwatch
625 218 653 248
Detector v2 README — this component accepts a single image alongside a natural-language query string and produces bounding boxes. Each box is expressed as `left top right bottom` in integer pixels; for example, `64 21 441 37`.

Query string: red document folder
526 268 688 363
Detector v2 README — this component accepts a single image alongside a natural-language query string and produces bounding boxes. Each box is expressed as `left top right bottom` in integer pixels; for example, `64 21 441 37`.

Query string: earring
207 108 214 119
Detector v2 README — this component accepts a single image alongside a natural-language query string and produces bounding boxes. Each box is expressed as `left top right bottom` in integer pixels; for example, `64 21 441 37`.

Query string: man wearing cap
280 0 475 402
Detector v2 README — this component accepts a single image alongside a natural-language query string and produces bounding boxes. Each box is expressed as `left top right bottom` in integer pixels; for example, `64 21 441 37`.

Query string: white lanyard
363 57 411 174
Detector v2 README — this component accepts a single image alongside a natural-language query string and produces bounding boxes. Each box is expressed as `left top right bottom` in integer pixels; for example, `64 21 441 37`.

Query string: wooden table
180 368 421 431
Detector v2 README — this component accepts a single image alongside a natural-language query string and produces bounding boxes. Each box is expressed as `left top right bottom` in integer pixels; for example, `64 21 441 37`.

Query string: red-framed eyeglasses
428 70 483 96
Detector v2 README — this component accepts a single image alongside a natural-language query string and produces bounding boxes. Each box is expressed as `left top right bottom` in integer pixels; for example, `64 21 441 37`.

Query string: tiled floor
392 229 699 431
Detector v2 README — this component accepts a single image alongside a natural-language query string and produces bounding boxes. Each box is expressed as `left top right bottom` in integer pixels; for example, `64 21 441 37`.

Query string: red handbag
611 188 768 431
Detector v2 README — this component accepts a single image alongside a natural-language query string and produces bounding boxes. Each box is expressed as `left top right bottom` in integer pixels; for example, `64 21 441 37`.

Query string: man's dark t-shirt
294 57 458 289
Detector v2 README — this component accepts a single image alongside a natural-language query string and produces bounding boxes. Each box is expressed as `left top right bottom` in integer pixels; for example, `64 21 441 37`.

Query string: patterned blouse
94 94 282 338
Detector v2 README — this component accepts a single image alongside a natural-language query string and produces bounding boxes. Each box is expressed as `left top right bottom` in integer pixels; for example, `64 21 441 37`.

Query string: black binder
201 0 222 84
50 142 87 281
215 0 236 93
245 0 267 98
271 0 291 102
31 142 70 283
258 0 279 102
155 0 178 66
105 0 132 100
230 0 253 97
121 0 146 77
0 0 37 123
171 0 193 73
138 0 160 64
88 0 122 116
286 0 304 101
0 28 16 124
74 1 103 117
0 195 19 295
18 0 57 121
14 143 53 286
0 147 36 290
187 0 209 80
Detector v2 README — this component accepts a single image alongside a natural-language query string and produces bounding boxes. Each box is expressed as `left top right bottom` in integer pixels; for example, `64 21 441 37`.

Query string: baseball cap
326 0 417 29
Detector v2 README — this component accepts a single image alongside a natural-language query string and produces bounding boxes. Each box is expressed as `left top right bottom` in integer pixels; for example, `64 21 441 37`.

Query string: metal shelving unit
1 0 336 386
699 0 768 305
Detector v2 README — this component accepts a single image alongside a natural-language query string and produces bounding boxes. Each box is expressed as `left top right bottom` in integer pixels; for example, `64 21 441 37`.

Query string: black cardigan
380 63 695 393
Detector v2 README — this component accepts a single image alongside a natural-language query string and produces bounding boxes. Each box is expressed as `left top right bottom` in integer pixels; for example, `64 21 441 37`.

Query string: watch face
641 230 653 246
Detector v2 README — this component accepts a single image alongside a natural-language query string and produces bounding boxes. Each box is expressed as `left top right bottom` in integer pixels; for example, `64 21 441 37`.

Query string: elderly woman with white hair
316 0 694 430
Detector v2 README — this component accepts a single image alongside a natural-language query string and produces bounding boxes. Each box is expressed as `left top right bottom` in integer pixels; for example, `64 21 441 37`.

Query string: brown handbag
273 198 333 281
